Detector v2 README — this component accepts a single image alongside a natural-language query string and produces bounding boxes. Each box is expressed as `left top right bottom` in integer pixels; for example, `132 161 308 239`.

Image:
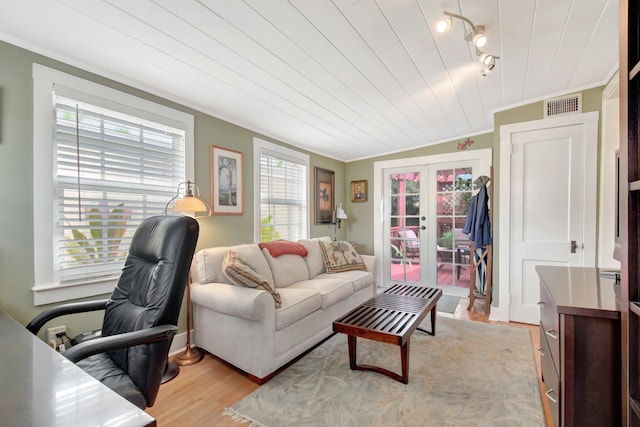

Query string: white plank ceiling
0 0 618 161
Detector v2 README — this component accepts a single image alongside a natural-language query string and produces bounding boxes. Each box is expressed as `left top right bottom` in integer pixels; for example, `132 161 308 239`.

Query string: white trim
496 111 599 322
373 149 493 289
252 138 310 243
32 64 194 306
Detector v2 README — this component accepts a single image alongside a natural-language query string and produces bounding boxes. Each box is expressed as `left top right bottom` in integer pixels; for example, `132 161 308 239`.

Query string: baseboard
168 330 192 356
489 303 509 322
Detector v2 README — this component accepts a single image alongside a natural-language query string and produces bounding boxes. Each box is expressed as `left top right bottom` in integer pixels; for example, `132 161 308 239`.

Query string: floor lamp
164 180 211 374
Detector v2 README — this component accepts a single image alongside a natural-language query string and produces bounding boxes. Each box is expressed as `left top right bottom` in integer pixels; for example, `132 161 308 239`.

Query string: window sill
32 279 117 306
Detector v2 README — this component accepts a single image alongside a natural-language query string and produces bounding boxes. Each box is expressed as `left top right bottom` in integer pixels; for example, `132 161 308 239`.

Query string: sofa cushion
276 288 322 330
315 270 373 293
262 250 310 288
222 250 281 308
289 278 354 309
319 240 367 273
298 237 331 278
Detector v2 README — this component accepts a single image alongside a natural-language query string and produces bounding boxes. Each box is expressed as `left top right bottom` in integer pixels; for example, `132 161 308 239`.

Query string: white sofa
190 237 376 383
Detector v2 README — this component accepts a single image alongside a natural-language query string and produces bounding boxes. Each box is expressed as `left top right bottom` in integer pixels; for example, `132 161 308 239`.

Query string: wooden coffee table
333 284 442 384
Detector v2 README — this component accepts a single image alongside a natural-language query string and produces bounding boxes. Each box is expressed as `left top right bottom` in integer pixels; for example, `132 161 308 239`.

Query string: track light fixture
436 11 500 76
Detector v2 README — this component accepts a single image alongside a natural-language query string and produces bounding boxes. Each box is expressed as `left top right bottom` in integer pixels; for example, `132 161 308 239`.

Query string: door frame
496 111 598 322
373 149 493 288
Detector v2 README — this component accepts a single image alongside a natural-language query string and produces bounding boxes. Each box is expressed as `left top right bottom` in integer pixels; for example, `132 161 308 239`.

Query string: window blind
54 96 185 282
258 151 307 242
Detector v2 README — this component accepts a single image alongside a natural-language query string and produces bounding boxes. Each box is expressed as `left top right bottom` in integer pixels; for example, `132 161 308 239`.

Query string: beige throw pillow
319 240 367 273
222 250 282 308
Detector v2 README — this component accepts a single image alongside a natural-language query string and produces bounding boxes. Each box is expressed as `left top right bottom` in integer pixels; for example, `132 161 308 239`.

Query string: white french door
383 166 428 285
381 159 483 296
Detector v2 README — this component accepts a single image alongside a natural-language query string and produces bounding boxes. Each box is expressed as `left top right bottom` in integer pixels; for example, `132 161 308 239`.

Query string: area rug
436 294 460 314
224 317 544 426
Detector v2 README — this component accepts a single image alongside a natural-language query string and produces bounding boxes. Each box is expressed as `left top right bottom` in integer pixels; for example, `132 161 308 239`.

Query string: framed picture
351 180 367 202
314 167 334 224
210 145 243 215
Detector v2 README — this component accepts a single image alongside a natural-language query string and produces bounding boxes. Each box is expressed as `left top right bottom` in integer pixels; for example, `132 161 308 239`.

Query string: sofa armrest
360 254 377 288
190 282 274 322
360 254 376 273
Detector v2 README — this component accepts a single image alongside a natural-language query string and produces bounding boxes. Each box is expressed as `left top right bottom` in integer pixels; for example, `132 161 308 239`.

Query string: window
32 64 194 305
253 138 309 242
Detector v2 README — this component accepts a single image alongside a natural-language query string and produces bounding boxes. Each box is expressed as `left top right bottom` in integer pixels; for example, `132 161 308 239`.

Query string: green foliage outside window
260 215 281 242
65 202 131 264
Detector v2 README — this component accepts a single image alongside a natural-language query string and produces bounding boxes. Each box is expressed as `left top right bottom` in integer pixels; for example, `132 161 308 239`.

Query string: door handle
571 240 577 253
545 389 558 404
420 226 426 230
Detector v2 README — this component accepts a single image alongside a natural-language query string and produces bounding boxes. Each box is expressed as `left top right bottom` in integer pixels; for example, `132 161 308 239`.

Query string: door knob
420 226 426 230
421 216 426 220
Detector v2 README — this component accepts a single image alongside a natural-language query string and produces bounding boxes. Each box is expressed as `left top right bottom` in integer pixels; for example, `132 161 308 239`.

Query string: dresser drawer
539 327 560 427
539 284 560 366
539 283 558 333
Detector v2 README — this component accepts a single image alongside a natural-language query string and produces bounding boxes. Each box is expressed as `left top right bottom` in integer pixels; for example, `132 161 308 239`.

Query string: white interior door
501 113 597 324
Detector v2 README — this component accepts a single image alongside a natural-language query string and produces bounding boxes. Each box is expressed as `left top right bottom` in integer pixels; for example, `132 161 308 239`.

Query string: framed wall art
210 145 243 215
351 179 367 202
314 167 334 224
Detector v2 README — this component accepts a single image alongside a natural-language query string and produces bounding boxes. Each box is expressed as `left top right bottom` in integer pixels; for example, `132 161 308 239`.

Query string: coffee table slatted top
334 292 430 346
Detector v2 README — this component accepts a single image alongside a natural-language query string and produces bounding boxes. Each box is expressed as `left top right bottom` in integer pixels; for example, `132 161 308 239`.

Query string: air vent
544 93 582 118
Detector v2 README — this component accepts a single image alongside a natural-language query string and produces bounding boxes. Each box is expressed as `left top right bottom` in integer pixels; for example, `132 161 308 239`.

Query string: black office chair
27 215 199 409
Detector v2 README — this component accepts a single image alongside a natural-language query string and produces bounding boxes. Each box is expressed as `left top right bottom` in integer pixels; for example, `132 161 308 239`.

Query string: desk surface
0 310 156 427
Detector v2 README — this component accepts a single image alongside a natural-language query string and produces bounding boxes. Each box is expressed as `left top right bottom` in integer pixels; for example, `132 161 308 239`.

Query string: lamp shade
173 195 207 213
336 203 347 220
165 180 212 218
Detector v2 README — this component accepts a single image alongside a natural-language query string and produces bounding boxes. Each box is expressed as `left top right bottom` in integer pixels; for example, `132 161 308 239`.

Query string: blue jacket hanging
462 184 492 248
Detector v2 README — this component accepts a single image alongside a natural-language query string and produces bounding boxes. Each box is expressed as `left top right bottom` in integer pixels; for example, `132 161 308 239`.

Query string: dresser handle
545 389 558 404
537 348 545 356
537 301 546 307
545 329 558 340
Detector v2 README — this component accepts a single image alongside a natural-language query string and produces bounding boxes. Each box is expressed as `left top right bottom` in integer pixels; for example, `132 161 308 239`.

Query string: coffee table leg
417 307 437 336
401 340 410 384
347 335 357 370
431 305 437 335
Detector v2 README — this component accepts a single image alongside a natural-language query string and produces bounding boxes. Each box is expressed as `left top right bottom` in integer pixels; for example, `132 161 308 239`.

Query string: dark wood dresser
536 266 622 426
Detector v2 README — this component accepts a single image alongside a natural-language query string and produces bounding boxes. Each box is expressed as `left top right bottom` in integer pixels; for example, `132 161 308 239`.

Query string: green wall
0 40 346 336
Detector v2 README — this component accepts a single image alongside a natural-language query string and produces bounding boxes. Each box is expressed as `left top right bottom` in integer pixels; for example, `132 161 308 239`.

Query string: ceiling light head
473 30 487 48
465 25 487 48
436 15 452 33
479 53 494 66
478 52 499 76
481 64 494 77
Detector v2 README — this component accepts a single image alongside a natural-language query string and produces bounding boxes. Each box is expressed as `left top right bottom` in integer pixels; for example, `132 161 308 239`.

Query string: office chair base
161 360 179 383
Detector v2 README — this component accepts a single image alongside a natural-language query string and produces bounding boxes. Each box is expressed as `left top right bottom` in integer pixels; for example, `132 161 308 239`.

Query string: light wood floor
146 297 552 426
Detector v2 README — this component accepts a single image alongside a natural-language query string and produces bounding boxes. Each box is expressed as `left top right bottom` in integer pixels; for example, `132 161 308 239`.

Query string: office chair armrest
63 324 179 363
27 299 110 335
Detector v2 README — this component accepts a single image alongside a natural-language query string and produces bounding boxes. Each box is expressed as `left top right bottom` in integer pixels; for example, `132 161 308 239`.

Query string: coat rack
467 167 493 314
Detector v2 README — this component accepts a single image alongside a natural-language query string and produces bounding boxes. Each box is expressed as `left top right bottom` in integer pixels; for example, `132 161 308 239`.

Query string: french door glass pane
436 167 473 290
389 172 421 283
